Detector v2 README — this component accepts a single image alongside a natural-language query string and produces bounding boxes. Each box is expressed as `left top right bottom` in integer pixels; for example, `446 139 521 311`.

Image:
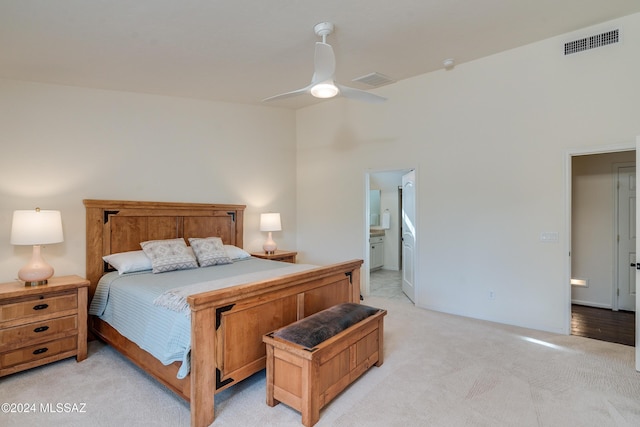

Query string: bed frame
84 199 362 427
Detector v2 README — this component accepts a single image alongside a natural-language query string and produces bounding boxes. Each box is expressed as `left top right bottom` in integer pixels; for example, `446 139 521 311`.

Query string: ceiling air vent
352 72 395 87
564 29 619 55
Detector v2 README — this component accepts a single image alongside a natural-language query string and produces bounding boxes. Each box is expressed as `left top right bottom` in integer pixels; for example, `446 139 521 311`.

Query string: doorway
569 148 636 346
366 169 415 303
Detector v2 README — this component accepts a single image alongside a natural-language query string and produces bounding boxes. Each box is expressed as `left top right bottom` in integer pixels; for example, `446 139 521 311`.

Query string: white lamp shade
260 213 282 232
11 209 64 245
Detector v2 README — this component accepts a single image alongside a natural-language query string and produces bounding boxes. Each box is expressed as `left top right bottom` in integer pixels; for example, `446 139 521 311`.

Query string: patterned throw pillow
140 238 198 273
188 237 233 267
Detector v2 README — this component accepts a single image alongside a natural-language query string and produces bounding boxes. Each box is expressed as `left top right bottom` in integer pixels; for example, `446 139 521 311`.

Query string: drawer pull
34 326 50 333
32 347 49 355
33 304 49 311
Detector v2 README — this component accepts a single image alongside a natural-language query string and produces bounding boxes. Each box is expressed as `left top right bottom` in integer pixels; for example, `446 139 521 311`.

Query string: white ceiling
1 1 639 109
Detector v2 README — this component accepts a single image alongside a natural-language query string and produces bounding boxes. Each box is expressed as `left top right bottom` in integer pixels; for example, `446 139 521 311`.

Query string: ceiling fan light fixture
310 82 339 98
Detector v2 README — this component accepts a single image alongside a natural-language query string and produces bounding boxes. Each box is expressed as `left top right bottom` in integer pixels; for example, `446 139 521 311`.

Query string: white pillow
103 250 152 275
224 245 251 260
188 237 233 267
140 238 199 273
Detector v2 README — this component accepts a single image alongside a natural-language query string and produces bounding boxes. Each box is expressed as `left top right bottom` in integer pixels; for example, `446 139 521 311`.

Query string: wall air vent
564 29 619 55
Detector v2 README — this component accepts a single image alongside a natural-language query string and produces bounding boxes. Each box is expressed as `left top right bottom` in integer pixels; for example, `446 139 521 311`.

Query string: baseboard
571 300 612 309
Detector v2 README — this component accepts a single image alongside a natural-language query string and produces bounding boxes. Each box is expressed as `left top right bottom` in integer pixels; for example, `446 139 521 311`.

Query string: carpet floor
2 294 639 426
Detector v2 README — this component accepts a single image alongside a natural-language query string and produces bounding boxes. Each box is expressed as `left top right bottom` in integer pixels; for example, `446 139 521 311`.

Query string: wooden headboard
84 199 245 297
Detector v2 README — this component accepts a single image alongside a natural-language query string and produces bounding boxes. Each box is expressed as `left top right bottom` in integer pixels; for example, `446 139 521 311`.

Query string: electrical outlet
488 291 495 300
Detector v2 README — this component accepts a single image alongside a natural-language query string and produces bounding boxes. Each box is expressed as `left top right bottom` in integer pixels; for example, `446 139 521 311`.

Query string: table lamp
11 208 64 285
260 213 281 254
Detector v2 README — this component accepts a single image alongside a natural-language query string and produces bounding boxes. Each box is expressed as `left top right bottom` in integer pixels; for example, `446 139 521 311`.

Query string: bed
84 199 362 427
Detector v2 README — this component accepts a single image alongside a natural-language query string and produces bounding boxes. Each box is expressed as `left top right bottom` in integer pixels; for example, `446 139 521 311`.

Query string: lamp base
263 232 277 255
24 279 48 287
18 245 54 286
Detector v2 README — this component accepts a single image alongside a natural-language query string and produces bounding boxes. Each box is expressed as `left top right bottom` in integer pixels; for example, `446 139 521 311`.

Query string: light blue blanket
89 258 313 378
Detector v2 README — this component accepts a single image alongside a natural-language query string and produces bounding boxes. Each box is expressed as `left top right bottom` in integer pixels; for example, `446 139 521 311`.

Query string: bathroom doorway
366 168 415 303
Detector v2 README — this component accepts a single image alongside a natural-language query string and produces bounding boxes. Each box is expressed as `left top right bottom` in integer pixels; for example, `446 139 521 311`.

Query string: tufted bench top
272 302 382 349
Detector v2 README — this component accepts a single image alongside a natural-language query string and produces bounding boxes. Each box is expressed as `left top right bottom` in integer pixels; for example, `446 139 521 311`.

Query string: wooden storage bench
263 303 387 427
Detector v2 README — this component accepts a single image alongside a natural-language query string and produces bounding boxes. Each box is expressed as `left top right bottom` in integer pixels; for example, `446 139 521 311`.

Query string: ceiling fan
263 22 387 104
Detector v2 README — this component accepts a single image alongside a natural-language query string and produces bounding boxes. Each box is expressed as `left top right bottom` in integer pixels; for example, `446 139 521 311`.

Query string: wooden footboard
188 260 362 426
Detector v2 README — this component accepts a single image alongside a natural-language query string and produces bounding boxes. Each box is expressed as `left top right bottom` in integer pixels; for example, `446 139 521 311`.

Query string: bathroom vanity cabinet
370 235 384 271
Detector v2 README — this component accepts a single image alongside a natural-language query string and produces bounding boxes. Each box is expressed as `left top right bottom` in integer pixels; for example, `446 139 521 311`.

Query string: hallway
571 304 635 347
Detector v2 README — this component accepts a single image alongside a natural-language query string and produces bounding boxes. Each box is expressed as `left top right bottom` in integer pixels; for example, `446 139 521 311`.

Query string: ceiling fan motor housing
314 22 334 38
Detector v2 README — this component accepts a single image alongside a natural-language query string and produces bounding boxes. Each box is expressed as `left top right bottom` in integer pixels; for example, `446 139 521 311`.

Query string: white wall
296 13 640 333
0 79 296 283
571 151 635 308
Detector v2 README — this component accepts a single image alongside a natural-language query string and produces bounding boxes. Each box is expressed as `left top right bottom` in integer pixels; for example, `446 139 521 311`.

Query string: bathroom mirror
369 189 381 226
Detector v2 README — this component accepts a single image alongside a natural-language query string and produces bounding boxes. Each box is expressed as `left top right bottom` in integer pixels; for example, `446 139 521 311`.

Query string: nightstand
251 250 297 263
0 275 90 377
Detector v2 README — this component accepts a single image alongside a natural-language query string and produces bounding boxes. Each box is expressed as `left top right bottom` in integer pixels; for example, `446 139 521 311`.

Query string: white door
402 170 416 302
617 165 636 311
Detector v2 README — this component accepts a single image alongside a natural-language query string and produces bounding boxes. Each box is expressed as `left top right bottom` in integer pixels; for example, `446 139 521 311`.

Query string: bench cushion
273 303 381 349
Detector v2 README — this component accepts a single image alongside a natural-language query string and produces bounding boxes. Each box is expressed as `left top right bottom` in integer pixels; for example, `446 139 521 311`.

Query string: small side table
251 250 297 263
0 275 89 377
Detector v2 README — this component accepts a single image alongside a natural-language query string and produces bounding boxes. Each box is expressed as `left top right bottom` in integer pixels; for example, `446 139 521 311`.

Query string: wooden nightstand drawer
0 292 77 323
0 336 77 369
0 315 77 351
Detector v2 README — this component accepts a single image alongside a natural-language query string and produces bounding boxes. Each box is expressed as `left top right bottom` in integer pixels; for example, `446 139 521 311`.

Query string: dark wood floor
571 304 635 346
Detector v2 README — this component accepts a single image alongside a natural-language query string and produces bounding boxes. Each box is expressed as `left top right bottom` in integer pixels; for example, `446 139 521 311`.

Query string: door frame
365 168 417 299
564 141 637 370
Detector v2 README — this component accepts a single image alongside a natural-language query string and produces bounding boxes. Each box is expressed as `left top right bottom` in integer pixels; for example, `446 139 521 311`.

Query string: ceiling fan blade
312 42 336 84
336 84 387 103
262 84 312 102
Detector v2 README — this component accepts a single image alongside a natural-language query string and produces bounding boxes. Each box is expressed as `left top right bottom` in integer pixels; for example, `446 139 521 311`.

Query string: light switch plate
540 231 559 242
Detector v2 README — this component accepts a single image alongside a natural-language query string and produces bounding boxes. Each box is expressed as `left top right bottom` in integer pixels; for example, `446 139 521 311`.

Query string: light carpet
2 295 639 426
